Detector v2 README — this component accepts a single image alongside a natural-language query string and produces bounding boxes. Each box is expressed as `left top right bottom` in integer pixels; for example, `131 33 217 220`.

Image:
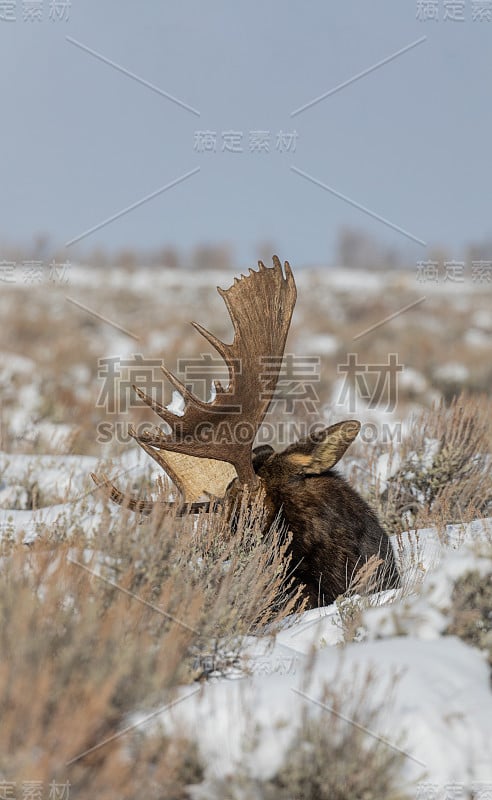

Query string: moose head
92 257 399 606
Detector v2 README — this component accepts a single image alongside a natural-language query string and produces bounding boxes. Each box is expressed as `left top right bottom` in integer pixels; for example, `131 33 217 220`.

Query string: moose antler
90 257 401 608
92 256 297 508
132 256 296 486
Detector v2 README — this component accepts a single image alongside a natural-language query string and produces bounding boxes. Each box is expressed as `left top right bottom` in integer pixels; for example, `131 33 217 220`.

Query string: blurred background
1 0 492 265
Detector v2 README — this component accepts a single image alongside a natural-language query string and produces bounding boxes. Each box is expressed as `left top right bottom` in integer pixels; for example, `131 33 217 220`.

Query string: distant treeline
1 228 491 270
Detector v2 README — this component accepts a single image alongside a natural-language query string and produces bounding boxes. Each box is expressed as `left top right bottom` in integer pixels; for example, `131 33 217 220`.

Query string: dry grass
333 554 394 643
0 545 199 795
0 495 304 796
208 667 409 800
445 562 492 676
371 393 491 539
1 268 491 457
0 267 491 793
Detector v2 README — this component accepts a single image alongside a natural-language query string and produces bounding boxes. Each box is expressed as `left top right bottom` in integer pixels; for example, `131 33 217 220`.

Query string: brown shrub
208 668 410 800
0 495 303 796
374 393 491 538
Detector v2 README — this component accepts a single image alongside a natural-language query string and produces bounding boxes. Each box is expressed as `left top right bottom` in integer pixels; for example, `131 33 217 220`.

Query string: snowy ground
1 265 491 795
132 517 492 797
1 442 490 796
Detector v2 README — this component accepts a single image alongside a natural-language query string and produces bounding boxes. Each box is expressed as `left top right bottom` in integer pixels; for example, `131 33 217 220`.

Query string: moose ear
302 420 361 475
252 444 275 470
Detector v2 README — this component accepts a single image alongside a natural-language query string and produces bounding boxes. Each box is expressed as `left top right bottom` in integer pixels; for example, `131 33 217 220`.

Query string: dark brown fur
239 434 400 608
93 259 399 609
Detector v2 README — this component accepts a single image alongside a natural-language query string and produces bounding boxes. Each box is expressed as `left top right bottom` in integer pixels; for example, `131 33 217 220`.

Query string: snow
167 389 185 416
132 626 492 791
374 451 402 487
326 376 415 445
0 351 36 384
399 366 428 394
472 309 492 331
1 264 491 792
0 452 101 495
0 484 29 510
1 447 490 794
124 517 492 794
465 328 491 348
298 332 339 356
434 362 470 384
0 448 152 543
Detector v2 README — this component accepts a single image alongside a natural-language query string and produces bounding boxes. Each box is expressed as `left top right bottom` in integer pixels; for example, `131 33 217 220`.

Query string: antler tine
90 472 157 516
131 257 297 488
190 321 229 363
90 472 213 516
133 375 196 430
132 385 173 424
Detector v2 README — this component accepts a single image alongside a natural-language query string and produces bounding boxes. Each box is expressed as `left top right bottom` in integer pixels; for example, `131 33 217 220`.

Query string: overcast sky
1 0 491 265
